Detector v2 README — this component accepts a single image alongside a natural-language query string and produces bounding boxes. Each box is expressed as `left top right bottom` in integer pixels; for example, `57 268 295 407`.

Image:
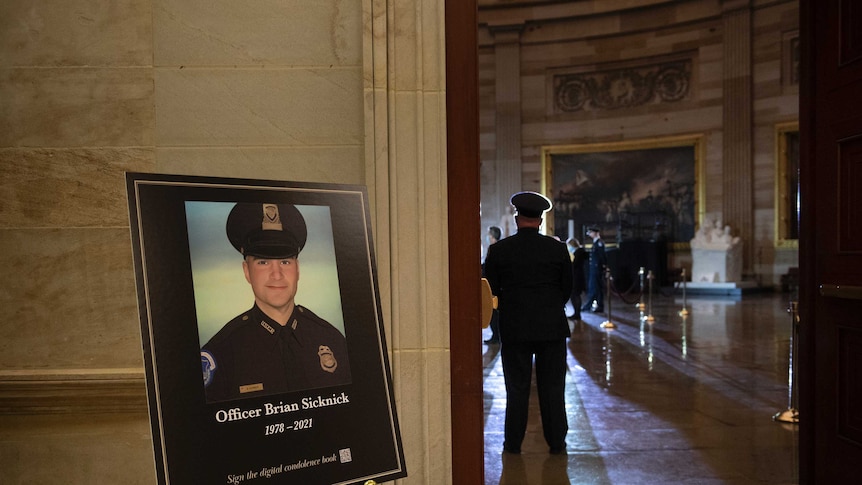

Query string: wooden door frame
445 1 825 483
797 0 813 482
445 0 484 483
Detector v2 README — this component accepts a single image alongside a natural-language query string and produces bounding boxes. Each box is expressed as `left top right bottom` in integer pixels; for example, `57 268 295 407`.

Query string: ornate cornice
553 59 692 113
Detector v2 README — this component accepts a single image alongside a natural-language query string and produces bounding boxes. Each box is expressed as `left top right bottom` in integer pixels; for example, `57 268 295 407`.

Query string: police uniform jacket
483 227 573 342
589 238 607 271
202 304 351 402
571 246 588 294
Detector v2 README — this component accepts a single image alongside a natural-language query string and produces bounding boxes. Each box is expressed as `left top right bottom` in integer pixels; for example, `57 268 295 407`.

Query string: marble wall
478 0 799 287
0 0 450 483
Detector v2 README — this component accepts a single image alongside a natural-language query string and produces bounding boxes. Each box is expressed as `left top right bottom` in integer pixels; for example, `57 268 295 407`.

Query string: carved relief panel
550 55 693 114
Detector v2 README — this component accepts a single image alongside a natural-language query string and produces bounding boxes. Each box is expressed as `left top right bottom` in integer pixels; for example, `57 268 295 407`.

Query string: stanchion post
679 267 689 316
637 267 646 313
600 267 617 329
645 270 655 323
773 300 799 423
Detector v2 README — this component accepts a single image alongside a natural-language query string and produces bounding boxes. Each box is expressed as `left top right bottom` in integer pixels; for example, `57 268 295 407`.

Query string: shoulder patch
201 350 217 387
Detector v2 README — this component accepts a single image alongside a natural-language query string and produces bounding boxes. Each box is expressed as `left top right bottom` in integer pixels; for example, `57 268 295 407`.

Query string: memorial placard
126 173 406 485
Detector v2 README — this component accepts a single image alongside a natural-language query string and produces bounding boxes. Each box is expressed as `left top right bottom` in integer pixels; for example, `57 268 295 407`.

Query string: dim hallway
483 290 799 484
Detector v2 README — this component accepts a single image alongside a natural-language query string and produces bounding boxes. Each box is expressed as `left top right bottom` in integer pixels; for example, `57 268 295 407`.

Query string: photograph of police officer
189 201 352 403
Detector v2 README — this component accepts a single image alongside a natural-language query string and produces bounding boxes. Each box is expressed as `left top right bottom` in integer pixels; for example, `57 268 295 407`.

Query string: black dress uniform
202 303 351 402
200 202 351 403
483 191 573 454
583 226 607 312
570 245 588 320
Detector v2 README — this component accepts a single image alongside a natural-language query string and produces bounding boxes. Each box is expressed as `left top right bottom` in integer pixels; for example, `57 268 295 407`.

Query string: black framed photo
126 173 406 485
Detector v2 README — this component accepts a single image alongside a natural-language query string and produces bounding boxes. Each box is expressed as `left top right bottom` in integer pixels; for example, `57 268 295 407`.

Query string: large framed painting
126 173 406 485
541 134 704 248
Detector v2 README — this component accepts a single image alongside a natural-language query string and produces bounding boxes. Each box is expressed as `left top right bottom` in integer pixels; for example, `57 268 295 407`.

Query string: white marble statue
691 218 741 250
690 218 742 283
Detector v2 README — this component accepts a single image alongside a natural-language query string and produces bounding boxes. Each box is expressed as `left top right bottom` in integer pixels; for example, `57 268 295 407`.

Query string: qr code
339 448 352 463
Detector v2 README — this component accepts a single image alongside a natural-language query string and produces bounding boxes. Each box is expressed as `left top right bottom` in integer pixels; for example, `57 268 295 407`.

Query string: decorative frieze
553 59 692 113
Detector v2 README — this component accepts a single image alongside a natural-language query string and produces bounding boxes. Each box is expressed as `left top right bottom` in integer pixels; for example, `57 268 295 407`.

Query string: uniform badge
260 320 275 334
261 203 283 231
201 350 217 387
318 345 338 373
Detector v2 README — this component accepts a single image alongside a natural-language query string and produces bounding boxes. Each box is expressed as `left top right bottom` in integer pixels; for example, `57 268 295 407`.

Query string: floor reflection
483 291 799 484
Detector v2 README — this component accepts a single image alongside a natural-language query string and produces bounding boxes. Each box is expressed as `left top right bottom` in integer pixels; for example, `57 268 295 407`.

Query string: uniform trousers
501 339 568 451
585 268 604 310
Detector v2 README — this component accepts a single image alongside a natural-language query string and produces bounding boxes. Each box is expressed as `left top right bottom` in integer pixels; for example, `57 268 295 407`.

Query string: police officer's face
242 256 300 316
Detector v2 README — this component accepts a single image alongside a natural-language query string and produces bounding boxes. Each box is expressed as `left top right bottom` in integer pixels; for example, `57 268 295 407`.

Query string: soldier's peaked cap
226 202 307 259
510 191 551 218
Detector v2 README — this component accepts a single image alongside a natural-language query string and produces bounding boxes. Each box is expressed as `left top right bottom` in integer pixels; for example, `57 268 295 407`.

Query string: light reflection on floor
483 291 799 484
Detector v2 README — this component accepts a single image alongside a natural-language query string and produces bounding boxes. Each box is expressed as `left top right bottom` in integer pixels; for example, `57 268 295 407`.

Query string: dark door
799 1 862 483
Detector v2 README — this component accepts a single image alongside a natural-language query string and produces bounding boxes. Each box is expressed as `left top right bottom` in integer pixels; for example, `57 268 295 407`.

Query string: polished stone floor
483 290 799 484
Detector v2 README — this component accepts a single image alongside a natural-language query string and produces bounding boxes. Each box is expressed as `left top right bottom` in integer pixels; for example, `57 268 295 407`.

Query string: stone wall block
0 148 155 228
154 69 363 147
0 228 142 369
0 0 153 67
154 0 361 66
0 68 154 148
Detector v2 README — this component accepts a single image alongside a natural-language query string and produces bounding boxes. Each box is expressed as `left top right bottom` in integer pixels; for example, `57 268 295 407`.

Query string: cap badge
261 203 283 231
318 345 338 373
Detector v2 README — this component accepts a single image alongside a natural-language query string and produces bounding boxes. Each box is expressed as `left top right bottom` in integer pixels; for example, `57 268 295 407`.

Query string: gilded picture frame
774 121 800 249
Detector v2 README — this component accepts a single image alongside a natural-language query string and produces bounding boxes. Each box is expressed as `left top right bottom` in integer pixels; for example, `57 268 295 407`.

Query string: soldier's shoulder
491 234 525 251
295 306 344 336
203 310 255 349
542 233 566 245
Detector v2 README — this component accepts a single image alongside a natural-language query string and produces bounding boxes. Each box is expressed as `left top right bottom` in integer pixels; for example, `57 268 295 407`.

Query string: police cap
226 202 307 259
586 225 601 233
510 191 551 218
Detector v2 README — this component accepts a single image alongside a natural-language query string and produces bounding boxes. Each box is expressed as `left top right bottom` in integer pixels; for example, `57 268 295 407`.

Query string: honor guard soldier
582 225 607 313
483 191 573 455
201 202 351 402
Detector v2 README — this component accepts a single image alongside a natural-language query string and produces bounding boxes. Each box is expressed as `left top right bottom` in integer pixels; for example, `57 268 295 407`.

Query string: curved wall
479 0 799 286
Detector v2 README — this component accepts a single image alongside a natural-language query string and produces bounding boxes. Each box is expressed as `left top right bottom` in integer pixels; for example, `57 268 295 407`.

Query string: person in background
484 191 573 455
483 225 503 344
567 237 588 322
582 226 607 313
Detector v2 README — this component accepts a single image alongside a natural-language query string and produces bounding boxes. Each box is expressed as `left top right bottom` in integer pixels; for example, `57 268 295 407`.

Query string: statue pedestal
691 245 742 283
682 281 758 297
